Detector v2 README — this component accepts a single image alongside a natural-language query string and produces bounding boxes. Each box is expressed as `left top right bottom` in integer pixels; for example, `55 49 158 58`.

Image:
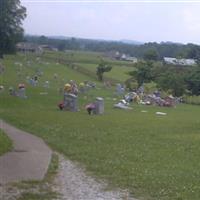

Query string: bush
183 95 200 105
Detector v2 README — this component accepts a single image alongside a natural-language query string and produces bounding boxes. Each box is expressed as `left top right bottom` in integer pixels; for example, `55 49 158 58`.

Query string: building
105 51 121 60
39 45 58 52
106 51 138 62
121 54 138 63
163 57 196 66
16 42 43 54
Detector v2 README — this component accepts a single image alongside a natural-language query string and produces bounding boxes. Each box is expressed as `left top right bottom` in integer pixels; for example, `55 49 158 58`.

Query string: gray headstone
94 97 104 114
63 93 78 112
18 88 27 99
44 81 49 88
116 83 125 96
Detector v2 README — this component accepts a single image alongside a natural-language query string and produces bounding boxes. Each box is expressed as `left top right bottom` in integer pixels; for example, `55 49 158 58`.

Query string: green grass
184 95 200 105
44 50 134 66
1 53 200 200
0 129 12 156
79 63 133 82
43 50 135 83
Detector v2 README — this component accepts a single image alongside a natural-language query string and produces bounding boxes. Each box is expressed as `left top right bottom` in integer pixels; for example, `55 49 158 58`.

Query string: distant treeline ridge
25 35 200 61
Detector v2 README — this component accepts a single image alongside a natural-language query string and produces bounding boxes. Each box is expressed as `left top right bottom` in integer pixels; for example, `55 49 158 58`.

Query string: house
118 53 137 62
105 51 121 60
163 57 196 66
40 44 58 51
121 55 138 63
16 42 43 54
106 51 138 62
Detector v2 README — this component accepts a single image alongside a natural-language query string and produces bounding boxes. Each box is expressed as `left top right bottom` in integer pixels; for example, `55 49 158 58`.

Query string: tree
156 72 186 97
129 61 154 87
96 60 112 81
143 49 159 61
0 0 26 58
38 35 48 44
187 45 200 63
185 68 200 95
57 40 66 51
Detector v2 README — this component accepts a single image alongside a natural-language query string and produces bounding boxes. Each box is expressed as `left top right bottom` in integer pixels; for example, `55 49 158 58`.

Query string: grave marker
94 97 104 114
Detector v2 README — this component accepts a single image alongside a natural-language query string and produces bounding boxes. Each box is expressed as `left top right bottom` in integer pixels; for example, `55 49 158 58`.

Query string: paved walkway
0 120 52 184
0 120 137 200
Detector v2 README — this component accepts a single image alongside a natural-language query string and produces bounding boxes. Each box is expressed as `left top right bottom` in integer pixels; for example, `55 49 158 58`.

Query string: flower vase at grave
18 84 27 99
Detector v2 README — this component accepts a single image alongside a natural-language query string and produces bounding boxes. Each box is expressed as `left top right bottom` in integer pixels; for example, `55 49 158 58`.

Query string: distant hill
48 36 71 40
119 39 144 45
44 35 144 45
24 34 200 60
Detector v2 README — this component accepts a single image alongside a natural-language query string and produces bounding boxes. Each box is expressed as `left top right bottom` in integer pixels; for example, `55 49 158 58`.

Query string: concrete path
0 120 52 184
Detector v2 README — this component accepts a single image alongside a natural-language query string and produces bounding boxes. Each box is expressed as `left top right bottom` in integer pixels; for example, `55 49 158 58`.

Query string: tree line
25 35 200 61
1 0 200 63
127 61 200 97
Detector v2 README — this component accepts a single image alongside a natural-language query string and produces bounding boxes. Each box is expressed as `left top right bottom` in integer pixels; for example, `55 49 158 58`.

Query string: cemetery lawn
0 129 12 156
79 63 133 82
1 54 200 200
43 50 135 82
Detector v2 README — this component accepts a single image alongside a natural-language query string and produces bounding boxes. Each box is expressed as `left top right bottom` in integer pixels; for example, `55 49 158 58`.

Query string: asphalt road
0 120 52 184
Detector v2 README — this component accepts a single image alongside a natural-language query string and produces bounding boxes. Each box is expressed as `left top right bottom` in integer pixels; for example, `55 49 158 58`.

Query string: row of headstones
115 83 145 96
62 83 143 113
8 85 27 99
63 93 104 114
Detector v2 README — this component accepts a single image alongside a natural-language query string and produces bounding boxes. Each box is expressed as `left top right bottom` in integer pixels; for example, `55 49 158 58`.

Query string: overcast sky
21 0 200 44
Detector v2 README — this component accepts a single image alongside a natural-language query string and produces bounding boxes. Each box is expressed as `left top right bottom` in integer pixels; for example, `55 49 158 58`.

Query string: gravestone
29 78 37 86
63 93 78 112
0 85 4 93
79 82 85 94
94 97 104 114
116 83 125 96
18 85 27 99
44 81 49 88
9 87 16 96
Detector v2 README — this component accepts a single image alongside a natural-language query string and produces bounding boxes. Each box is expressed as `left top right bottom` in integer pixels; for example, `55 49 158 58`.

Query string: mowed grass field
44 50 135 82
1 53 200 200
79 63 133 82
45 50 134 66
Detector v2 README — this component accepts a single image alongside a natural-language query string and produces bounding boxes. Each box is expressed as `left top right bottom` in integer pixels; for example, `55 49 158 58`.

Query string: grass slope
80 63 133 82
0 129 12 156
1 53 200 200
44 50 135 82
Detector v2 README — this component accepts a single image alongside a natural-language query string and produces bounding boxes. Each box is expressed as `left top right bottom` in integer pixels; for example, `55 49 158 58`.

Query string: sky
21 0 200 45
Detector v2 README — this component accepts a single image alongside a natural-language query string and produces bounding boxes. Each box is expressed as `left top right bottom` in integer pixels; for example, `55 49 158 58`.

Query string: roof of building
16 42 41 50
163 57 196 66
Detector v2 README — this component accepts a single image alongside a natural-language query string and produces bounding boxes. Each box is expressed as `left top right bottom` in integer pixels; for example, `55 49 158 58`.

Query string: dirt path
0 120 52 184
53 154 137 200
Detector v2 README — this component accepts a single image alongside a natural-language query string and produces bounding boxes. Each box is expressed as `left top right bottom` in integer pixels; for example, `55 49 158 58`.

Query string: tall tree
143 49 159 61
0 0 26 58
96 60 112 81
156 72 186 97
129 61 154 87
185 68 200 95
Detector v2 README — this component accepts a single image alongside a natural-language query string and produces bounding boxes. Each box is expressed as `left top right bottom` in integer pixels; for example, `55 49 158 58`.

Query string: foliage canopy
0 0 26 58
96 60 112 81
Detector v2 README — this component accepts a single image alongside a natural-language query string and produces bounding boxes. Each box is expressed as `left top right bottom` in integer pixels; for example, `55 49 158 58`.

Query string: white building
16 43 43 54
163 57 196 66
